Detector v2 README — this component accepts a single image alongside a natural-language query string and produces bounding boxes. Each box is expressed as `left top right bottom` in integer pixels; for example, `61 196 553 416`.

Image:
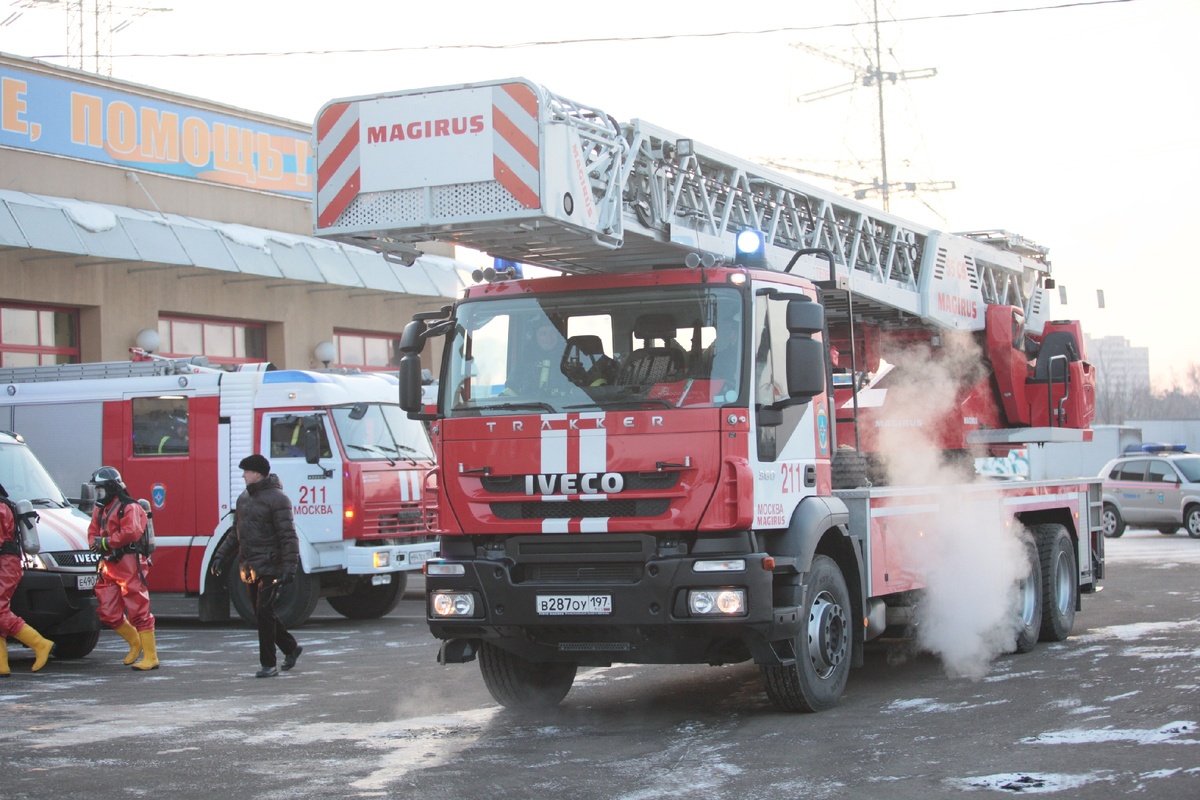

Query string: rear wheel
327 573 407 619
1011 538 1043 653
1101 503 1125 538
1034 524 1076 642
761 555 852 712
478 642 577 709
49 629 100 659
228 559 321 628
1186 505 1200 539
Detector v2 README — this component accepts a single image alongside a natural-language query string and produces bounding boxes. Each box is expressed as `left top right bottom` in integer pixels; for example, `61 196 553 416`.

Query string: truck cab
2 431 100 659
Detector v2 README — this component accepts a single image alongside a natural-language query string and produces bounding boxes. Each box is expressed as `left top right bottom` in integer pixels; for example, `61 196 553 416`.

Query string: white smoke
871 334 1031 680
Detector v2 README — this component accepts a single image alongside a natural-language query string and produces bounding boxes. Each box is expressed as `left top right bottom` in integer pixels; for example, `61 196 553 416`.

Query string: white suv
1099 445 1200 539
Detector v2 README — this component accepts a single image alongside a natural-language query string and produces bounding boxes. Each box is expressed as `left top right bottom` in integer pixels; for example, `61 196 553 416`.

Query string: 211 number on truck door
262 413 342 544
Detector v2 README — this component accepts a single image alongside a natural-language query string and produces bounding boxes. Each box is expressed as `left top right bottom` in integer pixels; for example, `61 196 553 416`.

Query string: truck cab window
132 397 189 456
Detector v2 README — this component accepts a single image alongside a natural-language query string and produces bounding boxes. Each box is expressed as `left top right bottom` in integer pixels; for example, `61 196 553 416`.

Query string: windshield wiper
29 497 68 508
479 401 556 413
572 399 673 410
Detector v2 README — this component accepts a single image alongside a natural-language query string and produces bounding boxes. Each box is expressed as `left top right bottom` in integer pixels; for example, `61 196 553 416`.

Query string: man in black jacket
212 454 303 678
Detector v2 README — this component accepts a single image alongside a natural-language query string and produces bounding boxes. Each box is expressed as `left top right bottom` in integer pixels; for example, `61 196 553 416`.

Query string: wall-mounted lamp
314 340 336 368
135 328 160 353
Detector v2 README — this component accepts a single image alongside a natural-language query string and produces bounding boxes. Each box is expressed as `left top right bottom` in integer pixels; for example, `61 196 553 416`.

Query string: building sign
0 62 311 198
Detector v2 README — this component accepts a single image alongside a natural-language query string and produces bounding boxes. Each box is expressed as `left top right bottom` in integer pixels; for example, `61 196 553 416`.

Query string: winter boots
113 620 142 665
131 628 159 671
14 624 54 671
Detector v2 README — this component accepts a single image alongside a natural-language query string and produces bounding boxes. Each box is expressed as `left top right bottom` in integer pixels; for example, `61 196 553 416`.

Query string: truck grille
517 562 642 584
363 506 428 538
491 499 669 520
482 472 678 493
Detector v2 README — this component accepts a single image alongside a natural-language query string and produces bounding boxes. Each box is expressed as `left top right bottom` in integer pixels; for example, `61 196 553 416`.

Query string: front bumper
344 540 440 574
11 570 100 636
425 533 802 667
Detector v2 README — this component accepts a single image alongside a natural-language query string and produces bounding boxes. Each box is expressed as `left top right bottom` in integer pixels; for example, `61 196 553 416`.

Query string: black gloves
209 560 223 578
89 538 107 555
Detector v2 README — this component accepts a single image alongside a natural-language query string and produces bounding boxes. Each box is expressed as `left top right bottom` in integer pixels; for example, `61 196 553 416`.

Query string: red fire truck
314 78 1103 711
0 358 436 626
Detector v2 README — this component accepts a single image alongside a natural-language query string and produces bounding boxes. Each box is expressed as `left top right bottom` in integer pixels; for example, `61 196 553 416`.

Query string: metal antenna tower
787 0 953 213
3 0 170 75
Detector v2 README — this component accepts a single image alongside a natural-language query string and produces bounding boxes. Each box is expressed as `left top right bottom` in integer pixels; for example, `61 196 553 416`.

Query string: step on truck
0 358 437 627
314 78 1104 710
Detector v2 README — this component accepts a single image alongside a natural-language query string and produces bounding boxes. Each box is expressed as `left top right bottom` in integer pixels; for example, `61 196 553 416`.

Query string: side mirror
77 482 96 515
399 354 425 413
399 320 428 354
785 298 826 399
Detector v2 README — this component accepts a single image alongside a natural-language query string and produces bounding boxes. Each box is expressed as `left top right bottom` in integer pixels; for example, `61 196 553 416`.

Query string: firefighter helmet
90 466 126 504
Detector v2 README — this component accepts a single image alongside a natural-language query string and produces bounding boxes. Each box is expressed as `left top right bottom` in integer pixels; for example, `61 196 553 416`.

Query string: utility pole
3 0 169 76
788 0 950 213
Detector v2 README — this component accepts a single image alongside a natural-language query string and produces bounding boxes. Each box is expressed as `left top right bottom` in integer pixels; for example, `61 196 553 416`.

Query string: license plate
409 549 435 567
77 573 98 590
536 594 612 616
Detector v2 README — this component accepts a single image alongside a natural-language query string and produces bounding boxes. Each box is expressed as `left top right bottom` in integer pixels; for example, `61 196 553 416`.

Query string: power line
29 0 1135 60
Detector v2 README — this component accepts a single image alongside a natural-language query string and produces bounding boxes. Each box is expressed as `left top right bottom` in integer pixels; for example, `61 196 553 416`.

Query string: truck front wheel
228 559 321 628
478 642 577 709
48 629 100 659
327 573 407 619
761 555 851 713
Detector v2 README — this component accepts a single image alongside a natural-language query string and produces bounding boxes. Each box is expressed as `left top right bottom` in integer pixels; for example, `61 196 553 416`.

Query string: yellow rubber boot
0 639 9 676
113 620 143 665
131 629 159 671
14 624 54 672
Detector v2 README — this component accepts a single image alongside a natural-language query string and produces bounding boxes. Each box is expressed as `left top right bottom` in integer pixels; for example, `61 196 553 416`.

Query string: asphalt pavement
1 530 1198 799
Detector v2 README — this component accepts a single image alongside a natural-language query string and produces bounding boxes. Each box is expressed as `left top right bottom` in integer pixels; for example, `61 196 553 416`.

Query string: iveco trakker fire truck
0 358 436 627
314 78 1104 711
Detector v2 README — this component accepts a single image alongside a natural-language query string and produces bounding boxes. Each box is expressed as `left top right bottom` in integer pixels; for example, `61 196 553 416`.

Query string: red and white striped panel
491 83 541 210
315 101 361 230
538 412 608 533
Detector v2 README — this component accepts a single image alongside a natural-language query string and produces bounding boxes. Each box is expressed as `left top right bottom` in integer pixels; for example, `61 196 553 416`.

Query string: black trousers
247 579 298 668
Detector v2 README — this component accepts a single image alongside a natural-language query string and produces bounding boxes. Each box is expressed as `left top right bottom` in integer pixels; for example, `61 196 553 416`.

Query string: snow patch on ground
885 697 1009 714
1075 619 1200 644
1021 720 1198 745
956 771 1113 793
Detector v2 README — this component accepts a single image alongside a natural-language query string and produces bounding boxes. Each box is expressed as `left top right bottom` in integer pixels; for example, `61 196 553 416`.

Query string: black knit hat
238 454 271 475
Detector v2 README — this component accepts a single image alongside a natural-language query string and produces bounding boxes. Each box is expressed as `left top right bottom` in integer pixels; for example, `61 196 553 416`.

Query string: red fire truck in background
314 78 1103 711
0 359 436 626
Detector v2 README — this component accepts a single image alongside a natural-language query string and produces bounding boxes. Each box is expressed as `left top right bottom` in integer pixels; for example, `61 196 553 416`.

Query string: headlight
22 553 49 570
693 559 746 573
373 551 391 568
688 589 746 616
425 561 465 576
431 591 476 617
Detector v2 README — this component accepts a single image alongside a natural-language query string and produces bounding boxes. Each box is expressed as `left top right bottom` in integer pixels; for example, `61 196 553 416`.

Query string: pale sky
3 0 1197 389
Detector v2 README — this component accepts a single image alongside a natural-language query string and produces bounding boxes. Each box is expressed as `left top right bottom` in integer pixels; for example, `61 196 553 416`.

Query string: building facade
0 52 464 371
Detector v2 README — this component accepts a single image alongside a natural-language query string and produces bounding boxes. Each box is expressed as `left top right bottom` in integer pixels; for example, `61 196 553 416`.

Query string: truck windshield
442 284 744 416
0 442 70 505
330 404 434 463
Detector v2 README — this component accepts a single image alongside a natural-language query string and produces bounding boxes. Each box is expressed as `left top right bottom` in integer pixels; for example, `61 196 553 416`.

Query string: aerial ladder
314 78 1093 439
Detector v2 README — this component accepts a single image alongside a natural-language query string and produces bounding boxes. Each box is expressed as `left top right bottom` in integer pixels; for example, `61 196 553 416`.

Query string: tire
761 555 852 713
1158 527 1179 535
1183 505 1200 539
477 642 577 709
1011 538 1043 654
327 573 407 619
1034 524 1076 642
1101 503 1125 538
49 629 100 659
227 558 321 628
831 450 869 490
